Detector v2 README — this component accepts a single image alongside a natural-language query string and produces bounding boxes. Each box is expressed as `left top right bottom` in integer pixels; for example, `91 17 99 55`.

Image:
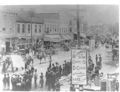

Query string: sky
0 5 119 26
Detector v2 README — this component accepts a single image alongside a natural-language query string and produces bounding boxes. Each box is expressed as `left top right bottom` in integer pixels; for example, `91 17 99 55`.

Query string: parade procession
0 5 119 91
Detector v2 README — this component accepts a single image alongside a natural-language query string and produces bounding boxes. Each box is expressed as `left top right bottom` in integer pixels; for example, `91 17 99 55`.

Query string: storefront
43 35 60 49
0 33 18 52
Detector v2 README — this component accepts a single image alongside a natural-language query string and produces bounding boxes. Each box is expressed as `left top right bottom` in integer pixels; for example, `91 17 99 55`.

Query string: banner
71 49 87 85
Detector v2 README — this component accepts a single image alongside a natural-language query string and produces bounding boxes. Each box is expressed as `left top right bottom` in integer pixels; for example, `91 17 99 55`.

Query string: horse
37 52 47 64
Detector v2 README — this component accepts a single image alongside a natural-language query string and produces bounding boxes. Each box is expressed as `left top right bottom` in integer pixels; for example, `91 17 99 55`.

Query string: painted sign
72 49 87 85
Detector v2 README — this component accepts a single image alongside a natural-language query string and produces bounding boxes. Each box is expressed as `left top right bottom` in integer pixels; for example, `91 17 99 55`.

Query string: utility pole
29 9 35 49
31 17 33 48
42 30 44 48
77 5 80 48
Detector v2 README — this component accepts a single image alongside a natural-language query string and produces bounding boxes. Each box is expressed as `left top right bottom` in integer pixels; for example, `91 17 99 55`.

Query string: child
39 73 44 88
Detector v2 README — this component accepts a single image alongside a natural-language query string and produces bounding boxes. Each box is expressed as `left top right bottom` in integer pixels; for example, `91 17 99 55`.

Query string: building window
55 28 56 32
28 24 30 33
39 25 41 33
69 28 72 32
2 28 6 31
50 25 52 32
35 24 37 33
22 24 25 33
55 25 57 32
17 24 20 33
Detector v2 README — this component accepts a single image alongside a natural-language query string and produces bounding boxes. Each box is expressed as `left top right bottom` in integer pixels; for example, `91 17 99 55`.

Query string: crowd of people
2 58 35 91
1 41 103 91
1 41 72 91
0 36 119 91
2 58 72 91
45 60 72 91
87 54 102 82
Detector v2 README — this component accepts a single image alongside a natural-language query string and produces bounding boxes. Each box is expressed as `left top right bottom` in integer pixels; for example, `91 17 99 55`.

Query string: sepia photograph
0 4 119 91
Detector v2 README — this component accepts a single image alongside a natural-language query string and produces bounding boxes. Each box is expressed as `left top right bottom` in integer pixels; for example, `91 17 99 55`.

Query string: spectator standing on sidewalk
47 69 51 91
96 54 98 66
64 61 67 75
31 65 34 75
49 53 52 62
45 68 49 85
49 61 52 69
99 54 102 68
52 64 56 73
62 64 65 76
59 65 62 78
3 74 7 90
51 70 56 91
6 74 10 90
34 69 38 89
39 73 44 88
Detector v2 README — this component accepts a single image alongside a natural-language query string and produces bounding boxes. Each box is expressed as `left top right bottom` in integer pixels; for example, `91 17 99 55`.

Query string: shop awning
50 38 61 42
45 35 61 39
44 37 61 42
44 36 50 41
62 35 68 40
60 34 72 40
44 35 61 42
66 34 72 40
0 34 16 38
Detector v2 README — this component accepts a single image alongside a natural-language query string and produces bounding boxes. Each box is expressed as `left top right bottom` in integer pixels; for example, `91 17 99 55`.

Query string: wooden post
77 5 81 48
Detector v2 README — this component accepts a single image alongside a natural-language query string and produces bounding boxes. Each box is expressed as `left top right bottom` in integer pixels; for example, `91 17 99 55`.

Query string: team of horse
25 48 50 67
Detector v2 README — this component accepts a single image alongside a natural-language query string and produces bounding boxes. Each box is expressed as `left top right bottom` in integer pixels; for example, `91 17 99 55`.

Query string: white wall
0 11 17 37
17 22 43 38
